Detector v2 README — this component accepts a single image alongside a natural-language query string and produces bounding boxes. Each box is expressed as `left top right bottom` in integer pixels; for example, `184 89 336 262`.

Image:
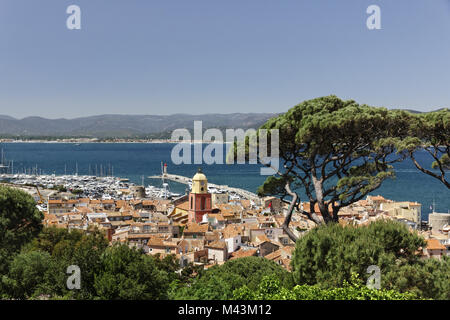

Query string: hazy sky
1 0 450 118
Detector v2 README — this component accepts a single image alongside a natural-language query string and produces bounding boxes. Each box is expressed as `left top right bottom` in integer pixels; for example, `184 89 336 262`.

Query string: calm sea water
1 143 449 220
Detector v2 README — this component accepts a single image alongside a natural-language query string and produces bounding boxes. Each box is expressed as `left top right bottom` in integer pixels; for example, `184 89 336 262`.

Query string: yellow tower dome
191 168 208 194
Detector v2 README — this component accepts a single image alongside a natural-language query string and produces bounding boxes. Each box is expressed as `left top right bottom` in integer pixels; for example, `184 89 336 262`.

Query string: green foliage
397 109 450 188
233 274 419 300
0 226 192 300
170 256 293 300
256 176 293 198
0 186 43 274
94 244 171 300
0 223 448 300
8 227 109 299
0 187 447 301
432 153 450 170
25 226 84 254
289 220 449 299
250 96 411 222
291 220 425 289
1 250 52 299
51 228 109 299
383 256 450 300
50 185 67 192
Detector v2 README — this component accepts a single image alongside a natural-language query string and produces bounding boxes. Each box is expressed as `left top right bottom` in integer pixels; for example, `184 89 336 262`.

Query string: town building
428 212 450 232
188 169 212 223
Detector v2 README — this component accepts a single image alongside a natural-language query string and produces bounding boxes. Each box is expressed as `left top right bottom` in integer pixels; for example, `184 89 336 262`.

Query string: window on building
201 197 205 210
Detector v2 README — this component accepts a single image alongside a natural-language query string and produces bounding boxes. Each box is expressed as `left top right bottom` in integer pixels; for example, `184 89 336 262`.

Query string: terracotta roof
176 201 190 211
48 200 63 204
214 204 241 216
107 212 122 217
281 246 295 255
368 195 386 201
265 249 282 261
75 207 92 213
427 239 446 250
223 224 244 238
301 202 334 215
230 248 258 260
281 258 292 270
147 238 178 248
205 231 221 242
44 212 57 219
255 234 271 244
115 200 127 207
205 240 227 250
128 234 153 240
408 202 421 207
239 200 251 209
184 223 209 234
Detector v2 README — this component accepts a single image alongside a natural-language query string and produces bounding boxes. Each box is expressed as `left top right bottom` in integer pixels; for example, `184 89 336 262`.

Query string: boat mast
432 197 436 213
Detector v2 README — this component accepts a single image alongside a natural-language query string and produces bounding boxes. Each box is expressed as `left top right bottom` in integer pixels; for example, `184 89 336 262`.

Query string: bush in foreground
233 274 420 300
170 256 293 300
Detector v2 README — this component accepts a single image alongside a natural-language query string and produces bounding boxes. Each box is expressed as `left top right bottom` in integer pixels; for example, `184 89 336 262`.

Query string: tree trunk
282 182 299 242
311 175 333 223
411 153 450 189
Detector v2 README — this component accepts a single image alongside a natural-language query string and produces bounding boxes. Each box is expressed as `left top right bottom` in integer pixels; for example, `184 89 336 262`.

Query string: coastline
0 139 231 144
0 139 173 144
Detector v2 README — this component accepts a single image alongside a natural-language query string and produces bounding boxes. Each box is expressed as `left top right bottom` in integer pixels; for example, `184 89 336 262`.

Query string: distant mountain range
0 113 277 138
0 108 445 139
391 108 447 114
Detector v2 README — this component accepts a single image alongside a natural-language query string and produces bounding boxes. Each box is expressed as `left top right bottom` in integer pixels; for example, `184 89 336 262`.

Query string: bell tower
188 168 212 223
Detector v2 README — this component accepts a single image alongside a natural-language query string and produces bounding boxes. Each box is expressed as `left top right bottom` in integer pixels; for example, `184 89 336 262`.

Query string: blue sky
1 0 450 118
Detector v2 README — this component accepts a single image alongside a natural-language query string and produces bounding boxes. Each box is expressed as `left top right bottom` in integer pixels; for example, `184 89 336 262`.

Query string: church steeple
188 168 212 223
191 168 208 194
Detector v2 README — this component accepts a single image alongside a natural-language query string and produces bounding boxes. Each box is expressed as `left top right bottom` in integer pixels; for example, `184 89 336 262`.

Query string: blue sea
1 142 449 220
